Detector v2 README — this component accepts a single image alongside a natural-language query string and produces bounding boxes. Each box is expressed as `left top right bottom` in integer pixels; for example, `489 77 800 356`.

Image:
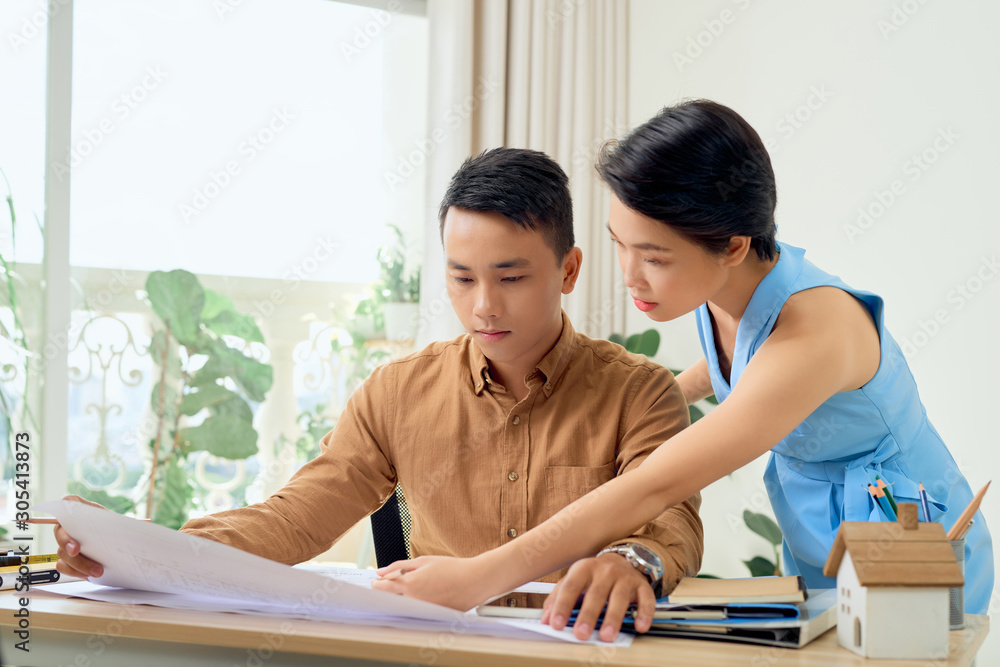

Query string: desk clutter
15 488 988 659
605 576 836 649
823 480 989 660
0 553 68 591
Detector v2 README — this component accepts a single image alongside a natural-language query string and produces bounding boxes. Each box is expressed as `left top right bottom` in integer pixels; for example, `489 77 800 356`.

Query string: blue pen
918 482 933 522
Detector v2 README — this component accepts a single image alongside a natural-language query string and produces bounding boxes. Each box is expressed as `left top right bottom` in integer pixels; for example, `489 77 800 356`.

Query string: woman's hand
371 555 495 611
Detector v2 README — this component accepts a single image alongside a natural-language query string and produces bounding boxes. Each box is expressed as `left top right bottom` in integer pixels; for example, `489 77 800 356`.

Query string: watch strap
597 543 664 597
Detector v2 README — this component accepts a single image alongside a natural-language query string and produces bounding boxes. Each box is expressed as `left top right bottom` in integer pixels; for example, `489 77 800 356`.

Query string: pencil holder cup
949 538 965 630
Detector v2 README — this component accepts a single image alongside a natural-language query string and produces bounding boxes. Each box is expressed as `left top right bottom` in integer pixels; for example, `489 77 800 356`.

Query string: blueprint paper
34 500 630 646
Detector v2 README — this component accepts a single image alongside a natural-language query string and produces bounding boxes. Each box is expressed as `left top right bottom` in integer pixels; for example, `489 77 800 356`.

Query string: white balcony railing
2 263 411 567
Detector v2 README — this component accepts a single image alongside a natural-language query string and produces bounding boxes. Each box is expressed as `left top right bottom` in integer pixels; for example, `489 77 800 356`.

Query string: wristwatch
597 542 665 597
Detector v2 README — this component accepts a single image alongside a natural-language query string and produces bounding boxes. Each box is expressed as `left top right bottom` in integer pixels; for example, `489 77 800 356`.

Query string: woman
372 100 993 641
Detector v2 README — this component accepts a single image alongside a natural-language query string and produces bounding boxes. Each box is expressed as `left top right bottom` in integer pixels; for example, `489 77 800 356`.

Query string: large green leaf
608 333 626 347
212 393 255 423
200 289 231 321
195 341 273 402
150 382 179 427
145 270 205 347
149 330 182 379
202 289 264 343
744 509 783 546
625 329 660 357
178 413 258 460
179 384 241 416
67 481 135 515
151 459 192 529
743 556 778 577
205 309 264 343
688 405 704 423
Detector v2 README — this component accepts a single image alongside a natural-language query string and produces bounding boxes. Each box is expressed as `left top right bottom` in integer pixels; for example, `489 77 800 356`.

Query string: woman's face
607 194 731 322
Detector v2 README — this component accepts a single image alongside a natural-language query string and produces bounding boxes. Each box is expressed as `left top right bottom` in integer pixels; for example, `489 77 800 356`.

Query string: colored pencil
876 477 898 514
869 484 896 521
946 481 991 541
918 482 933 522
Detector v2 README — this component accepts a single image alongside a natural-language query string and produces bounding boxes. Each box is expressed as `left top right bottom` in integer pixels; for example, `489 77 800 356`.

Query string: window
1 0 427 549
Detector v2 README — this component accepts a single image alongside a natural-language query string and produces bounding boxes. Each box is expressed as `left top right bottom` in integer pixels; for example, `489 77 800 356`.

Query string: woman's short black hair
438 147 575 263
597 100 777 261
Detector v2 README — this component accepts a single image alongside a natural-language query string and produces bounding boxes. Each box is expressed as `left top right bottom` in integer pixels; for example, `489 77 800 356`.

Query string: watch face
631 543 657 563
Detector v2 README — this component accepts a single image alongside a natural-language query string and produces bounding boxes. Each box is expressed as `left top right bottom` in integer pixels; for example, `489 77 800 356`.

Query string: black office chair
370 484 411 568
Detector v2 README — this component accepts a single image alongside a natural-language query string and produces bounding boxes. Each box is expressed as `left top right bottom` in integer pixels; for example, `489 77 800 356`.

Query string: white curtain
418 0 630 346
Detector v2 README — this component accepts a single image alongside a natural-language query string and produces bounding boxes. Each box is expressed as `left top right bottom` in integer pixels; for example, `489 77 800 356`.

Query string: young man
55 148 703 637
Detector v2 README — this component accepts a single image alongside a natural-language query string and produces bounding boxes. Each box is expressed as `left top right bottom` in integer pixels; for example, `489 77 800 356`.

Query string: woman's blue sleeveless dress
695 243 993 613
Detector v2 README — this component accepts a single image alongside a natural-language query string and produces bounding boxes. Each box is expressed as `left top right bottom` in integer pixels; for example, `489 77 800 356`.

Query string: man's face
443 207 580 372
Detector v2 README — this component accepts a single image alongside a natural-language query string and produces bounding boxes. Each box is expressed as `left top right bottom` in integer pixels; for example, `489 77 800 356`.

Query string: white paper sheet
35 500 631 647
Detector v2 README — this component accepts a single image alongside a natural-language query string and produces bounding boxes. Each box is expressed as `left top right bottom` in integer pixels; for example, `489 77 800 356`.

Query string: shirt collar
468 311 576 397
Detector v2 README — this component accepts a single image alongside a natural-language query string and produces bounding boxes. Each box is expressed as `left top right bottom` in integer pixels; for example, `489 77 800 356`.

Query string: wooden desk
0 590 988 667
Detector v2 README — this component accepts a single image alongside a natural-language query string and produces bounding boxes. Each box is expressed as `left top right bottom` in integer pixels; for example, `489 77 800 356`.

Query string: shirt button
544 383 552 391
508 528 518 538
508 471 518 482
511 415 520 425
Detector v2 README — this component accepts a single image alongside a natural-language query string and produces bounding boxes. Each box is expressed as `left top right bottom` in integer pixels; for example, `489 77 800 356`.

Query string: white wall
627 0 999 658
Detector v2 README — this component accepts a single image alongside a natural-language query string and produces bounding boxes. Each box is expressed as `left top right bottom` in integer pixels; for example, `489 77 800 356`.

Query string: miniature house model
823 503 963 659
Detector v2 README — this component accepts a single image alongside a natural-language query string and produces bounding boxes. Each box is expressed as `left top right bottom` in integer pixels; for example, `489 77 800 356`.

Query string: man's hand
371 555 496 611
53 495 109 580
541 552 657 642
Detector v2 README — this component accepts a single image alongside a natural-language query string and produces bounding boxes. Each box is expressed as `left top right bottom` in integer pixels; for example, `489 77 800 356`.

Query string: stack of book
619 575 836 648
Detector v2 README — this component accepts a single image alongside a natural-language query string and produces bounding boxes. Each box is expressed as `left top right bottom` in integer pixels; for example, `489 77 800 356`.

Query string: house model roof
823 511 964 587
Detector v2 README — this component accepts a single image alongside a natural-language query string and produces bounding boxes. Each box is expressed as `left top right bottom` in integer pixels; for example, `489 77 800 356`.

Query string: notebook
666 575 807 604
629 588 837 649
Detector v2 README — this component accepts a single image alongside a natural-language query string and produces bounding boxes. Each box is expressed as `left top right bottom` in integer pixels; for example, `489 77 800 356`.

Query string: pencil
869 484 896 521
876 477 898 514
918 482 933 522
957 518 975 542
946 481 991 541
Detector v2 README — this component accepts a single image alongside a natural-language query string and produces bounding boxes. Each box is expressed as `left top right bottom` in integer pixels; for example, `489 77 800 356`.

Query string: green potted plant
350 289 385 340
376 224 420 342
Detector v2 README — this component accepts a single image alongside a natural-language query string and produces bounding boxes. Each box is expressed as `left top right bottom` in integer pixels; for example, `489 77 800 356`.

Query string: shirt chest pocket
542 464 615 521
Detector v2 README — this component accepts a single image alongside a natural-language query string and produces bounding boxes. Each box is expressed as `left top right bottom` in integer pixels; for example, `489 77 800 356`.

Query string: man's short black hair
438 147 575 263
597 100 777 261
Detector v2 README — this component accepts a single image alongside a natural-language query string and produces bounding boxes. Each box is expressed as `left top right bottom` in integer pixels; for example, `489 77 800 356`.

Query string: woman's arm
374 288 879 626
675 356 713 404
487 288 876 592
